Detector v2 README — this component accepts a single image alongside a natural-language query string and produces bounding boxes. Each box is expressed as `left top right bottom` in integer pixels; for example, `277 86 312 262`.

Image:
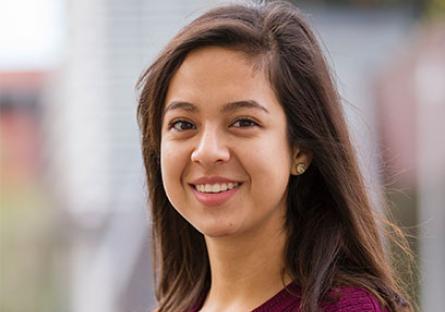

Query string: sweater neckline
251 281 300 311
192 281 301 312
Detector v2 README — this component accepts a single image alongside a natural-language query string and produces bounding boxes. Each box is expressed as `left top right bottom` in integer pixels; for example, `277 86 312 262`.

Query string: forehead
183 46 261 71
165 46 278 111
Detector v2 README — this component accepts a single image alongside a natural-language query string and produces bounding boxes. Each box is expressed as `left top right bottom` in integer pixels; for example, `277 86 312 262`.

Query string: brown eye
169 120 196 131
231 118 259 128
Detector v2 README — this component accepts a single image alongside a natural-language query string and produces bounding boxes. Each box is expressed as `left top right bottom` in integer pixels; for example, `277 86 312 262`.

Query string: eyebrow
164 101 198 113
164 100 270 114
222 100 270 114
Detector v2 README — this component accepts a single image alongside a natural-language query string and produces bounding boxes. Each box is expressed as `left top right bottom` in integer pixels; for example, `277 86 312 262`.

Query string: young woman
137 1 412 311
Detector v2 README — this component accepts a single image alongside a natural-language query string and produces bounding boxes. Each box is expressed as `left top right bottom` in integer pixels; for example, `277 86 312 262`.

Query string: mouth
190 182 242 194
188 182 242 206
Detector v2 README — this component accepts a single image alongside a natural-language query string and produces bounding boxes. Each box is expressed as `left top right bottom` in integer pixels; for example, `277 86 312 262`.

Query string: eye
168 119 196 131
231 118 260 128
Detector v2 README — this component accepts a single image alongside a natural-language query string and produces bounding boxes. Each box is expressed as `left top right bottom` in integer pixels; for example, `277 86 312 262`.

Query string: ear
290 146 313 176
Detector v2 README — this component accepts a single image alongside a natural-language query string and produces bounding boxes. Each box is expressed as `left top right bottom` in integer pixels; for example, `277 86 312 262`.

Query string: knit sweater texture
188 283 388 312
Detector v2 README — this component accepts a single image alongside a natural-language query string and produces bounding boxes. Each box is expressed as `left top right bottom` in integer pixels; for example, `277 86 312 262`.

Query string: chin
196 222 241 238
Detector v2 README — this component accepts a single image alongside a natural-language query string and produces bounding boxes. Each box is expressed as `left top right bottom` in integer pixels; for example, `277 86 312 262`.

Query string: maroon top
188 283 388 312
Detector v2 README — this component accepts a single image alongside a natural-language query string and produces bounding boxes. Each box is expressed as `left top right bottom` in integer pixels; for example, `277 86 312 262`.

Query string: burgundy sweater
188 283 388 312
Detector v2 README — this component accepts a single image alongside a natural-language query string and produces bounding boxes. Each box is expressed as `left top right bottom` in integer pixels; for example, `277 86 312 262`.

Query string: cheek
160 142 186 196
242 133 292 194
244 132 292 172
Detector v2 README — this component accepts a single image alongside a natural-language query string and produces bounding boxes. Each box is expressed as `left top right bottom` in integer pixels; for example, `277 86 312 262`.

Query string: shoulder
323 287 388 312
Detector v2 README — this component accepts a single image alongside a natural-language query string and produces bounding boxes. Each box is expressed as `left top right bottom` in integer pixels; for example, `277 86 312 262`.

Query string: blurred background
0 0 443 311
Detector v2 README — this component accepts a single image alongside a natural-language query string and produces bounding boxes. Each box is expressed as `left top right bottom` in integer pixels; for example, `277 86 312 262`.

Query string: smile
194 182 240 193
190 183 242 206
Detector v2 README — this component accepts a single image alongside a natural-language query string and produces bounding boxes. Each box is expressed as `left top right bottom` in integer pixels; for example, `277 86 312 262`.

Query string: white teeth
195 182 239 193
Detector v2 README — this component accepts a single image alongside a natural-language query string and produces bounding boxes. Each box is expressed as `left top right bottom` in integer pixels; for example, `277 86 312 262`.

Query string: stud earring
295 163 305 175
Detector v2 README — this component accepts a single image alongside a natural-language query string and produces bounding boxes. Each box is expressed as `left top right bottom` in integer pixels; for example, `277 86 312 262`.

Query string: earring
295 163 305 175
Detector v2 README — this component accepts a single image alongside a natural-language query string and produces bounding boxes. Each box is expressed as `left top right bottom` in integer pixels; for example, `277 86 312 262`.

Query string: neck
201 219 292 311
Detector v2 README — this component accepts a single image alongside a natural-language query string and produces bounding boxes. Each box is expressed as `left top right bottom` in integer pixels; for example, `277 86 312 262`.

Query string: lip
189 176 241 185
190 184 240 206
188 176 242 207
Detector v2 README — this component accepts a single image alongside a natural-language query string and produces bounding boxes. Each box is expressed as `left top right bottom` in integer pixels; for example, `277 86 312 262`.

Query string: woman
137 1 412 311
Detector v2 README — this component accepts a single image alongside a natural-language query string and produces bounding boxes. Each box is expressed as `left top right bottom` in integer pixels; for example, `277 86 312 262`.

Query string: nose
191 125 230 166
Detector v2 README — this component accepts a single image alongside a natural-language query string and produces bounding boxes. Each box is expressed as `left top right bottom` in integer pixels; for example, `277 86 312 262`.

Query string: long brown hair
137 1 412 311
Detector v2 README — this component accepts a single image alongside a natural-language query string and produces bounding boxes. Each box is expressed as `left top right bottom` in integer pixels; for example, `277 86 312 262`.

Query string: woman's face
160 46 295 238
